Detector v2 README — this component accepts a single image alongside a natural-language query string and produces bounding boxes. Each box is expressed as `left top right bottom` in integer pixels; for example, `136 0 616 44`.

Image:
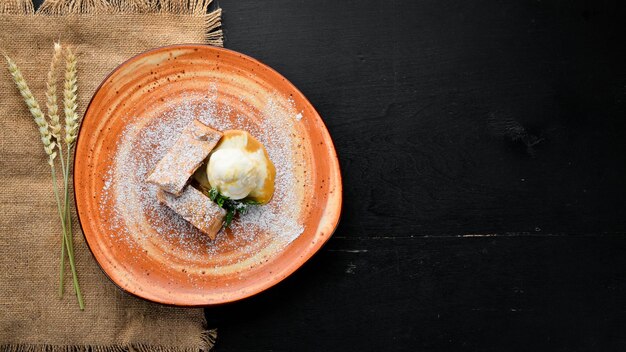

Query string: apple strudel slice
147 119 222 195
157 186 226 239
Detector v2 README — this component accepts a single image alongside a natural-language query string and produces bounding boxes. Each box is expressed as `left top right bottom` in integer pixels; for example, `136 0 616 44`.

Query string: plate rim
74 44 343 306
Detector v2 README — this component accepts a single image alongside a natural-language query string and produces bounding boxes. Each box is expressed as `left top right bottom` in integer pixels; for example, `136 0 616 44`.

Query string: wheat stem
62 216 84 310
57 153 81 306
51 166 70 297
59 224 66 297
50 163 78 301
64 148 74 259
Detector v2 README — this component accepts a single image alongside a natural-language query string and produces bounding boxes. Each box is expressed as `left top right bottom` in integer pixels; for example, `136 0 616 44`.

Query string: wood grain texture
222 0 626 236
28 0 626 350
209 234 626 351
212 0 626 350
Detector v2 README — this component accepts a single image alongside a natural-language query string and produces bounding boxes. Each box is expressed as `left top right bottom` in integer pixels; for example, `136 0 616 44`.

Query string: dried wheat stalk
4 47 84 310
60 45 84 310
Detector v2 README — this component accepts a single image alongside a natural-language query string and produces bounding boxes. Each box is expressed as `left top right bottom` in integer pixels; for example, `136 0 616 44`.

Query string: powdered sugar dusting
146 120 221 195
100 85 307 273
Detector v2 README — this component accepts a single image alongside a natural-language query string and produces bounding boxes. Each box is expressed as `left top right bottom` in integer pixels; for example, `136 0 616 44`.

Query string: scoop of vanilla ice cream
207 148 261 200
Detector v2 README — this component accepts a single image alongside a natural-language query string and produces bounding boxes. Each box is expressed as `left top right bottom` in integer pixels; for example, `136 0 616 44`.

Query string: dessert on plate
148 119 275 239
197 129 275 204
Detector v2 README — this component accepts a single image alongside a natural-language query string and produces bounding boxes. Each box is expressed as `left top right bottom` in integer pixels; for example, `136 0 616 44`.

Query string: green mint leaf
242 199 261 205
208 188 218 201
207 188 262 228
224 209 235 228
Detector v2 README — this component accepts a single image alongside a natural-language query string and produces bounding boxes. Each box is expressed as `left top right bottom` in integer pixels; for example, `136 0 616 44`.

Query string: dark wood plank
208 234 626 351
223 0 626 236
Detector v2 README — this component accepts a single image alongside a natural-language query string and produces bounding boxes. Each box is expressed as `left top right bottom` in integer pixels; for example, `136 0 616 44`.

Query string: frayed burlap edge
0 0 223 46
0 329 218 352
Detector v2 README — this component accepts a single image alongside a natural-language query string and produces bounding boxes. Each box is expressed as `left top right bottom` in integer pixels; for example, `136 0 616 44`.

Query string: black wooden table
206 1 626 351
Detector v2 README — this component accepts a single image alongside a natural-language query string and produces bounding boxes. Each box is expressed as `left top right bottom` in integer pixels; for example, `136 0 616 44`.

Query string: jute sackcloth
0 0 222 350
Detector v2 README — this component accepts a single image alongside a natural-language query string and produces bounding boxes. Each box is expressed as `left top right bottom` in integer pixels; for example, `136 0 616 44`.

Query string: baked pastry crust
147 120 222 195
157 186 226 240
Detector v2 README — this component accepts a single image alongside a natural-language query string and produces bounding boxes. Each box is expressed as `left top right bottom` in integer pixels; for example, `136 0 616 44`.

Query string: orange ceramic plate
74 45 342 306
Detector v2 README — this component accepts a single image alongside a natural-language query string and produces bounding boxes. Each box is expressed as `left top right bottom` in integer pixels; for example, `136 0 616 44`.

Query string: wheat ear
63 47 79 147
4 54 57 165
46 42 63 141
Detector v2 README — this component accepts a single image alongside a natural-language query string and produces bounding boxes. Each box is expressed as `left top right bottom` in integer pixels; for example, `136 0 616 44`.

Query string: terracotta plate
74 45 342 306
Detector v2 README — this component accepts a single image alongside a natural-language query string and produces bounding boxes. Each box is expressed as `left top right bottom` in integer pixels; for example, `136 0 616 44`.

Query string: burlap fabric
0 0 222 350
